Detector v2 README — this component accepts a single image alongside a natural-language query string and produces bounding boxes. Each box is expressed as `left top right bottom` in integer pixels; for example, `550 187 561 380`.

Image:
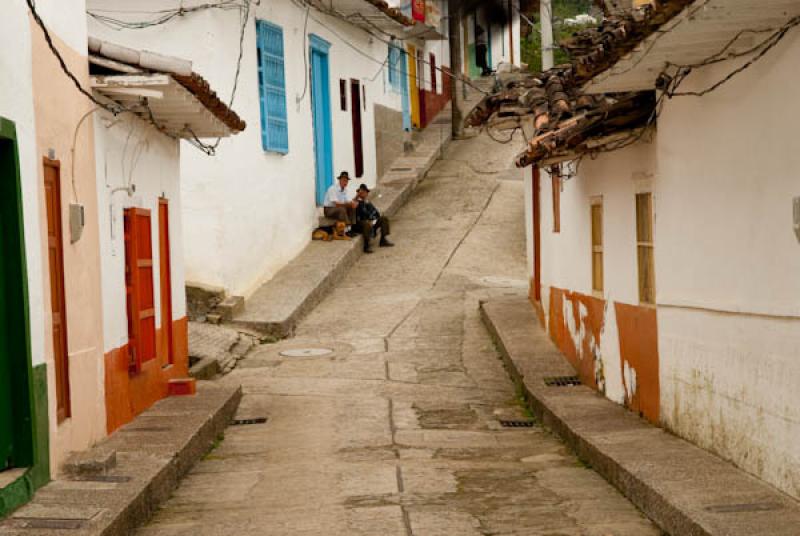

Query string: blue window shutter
257 20 289 153
388 45 402 93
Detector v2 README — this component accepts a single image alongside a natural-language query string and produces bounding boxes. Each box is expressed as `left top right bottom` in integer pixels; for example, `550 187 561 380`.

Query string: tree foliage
520 0 597 72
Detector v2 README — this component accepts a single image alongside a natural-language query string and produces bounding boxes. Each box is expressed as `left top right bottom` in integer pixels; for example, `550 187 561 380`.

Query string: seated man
323 171 357 232
355 183 394 253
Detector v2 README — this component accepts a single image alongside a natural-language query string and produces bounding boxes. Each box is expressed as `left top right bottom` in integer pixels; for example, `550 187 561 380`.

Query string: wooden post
448 0 464 138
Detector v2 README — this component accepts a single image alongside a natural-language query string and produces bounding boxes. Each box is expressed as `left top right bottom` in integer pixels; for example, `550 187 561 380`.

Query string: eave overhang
575 0 800 94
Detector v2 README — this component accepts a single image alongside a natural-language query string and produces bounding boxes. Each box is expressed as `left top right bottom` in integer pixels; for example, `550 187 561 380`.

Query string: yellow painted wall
407 44 420 128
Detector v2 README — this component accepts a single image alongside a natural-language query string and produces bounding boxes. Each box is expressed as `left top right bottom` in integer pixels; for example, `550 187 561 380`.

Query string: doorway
310 35 333 206
158 199 173 367
0 118 35 473
350 79 364 178
407 44 420 129
43 158 70 423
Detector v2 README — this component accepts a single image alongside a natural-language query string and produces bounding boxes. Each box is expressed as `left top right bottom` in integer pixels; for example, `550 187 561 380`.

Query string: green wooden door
0 120 35 473
0 215 14 471
0 139 15 468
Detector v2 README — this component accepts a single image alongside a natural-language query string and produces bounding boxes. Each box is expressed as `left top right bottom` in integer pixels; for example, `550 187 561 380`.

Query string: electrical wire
28 0 221 155
293 0 491 96
296 4 312 103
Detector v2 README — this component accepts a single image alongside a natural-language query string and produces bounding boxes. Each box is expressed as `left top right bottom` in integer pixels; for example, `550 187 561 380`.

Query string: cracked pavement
137 131 660 535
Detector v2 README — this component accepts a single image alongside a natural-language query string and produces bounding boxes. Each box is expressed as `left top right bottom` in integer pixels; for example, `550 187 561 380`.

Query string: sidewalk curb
479 297 800 536
2 383 242 535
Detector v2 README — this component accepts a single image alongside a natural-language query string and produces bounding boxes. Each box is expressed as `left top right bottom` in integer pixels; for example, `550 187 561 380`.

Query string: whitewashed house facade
87 0 431 301
496 0 800 501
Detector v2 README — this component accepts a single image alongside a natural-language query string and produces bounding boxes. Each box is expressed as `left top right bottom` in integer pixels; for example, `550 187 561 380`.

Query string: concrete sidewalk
0 383 241 536
227 90 487 339
480 296 800 536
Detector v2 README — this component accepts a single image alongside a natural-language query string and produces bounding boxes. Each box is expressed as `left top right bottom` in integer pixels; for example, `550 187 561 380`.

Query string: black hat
358 183 370 192
338 171 350 180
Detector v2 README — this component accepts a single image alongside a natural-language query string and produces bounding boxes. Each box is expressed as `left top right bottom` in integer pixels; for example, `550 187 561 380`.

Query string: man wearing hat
354 183 393 253
323 171 357 227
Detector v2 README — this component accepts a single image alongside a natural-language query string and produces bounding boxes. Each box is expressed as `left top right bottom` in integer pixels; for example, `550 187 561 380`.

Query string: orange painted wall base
543 286 661 424
104 317 189 433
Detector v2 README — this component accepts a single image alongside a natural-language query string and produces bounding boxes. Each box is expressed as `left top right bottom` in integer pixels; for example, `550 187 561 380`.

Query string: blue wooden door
400 50 411 131
309 35 333 206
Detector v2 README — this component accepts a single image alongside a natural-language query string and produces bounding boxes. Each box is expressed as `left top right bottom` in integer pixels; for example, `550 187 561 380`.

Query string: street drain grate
499 420 536 428
71 475 131 483
231 417 268 426
279 348 333 358
705 502 784 513
16 518 85 530
543 375 582 387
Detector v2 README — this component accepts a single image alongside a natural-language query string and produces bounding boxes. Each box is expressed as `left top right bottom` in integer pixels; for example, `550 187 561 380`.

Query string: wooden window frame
339 79 347 111
591 197 603 296
551 167 561 233
636 192 656 305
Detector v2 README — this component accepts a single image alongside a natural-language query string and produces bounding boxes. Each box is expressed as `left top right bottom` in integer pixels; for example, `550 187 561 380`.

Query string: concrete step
480 297 800 536
0 382 242 535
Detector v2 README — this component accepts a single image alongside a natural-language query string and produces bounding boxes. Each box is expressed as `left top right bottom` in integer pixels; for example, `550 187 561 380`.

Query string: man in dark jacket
355 183 393 253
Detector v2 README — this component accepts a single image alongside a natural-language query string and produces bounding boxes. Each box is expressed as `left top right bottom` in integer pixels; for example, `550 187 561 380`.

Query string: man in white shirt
323 171 357 226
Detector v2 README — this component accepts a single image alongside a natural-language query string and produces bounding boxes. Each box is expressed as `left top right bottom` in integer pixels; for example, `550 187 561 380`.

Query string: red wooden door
158 199 173 367
350 79 364 178
43 159 70 422
124 208 156 373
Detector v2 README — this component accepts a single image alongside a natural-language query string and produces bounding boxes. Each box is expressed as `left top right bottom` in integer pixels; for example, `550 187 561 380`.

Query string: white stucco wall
0 2 45 368
527 29 800 499
654 29 800 499
88 0 408 297
93 112 186 352
535 143 657 405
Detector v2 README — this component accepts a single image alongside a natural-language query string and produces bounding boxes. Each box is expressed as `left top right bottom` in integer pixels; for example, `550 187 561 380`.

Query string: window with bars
591 198 603 294
256 20 289 154
636 192 656 304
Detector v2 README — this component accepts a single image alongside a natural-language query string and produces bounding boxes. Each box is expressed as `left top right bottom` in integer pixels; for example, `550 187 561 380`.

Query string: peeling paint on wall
546 287 660 423
615 302 659 423
548 287 605 391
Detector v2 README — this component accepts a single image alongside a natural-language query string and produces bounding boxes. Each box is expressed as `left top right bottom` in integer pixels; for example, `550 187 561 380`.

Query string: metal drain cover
231 417 268 426
499 420 536 428
279 348 333 358
543 375 582 387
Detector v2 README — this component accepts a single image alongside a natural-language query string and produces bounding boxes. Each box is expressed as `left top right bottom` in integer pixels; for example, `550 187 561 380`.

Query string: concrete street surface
137 131 660 535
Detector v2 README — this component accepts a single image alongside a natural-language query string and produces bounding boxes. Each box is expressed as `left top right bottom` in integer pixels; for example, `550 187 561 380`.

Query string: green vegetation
520 0 597 72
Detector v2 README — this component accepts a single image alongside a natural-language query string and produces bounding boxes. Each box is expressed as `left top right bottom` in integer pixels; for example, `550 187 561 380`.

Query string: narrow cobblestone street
138 131 659 535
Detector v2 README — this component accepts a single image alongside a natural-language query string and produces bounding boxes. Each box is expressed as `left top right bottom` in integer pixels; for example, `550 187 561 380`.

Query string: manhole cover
279 348 333 358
